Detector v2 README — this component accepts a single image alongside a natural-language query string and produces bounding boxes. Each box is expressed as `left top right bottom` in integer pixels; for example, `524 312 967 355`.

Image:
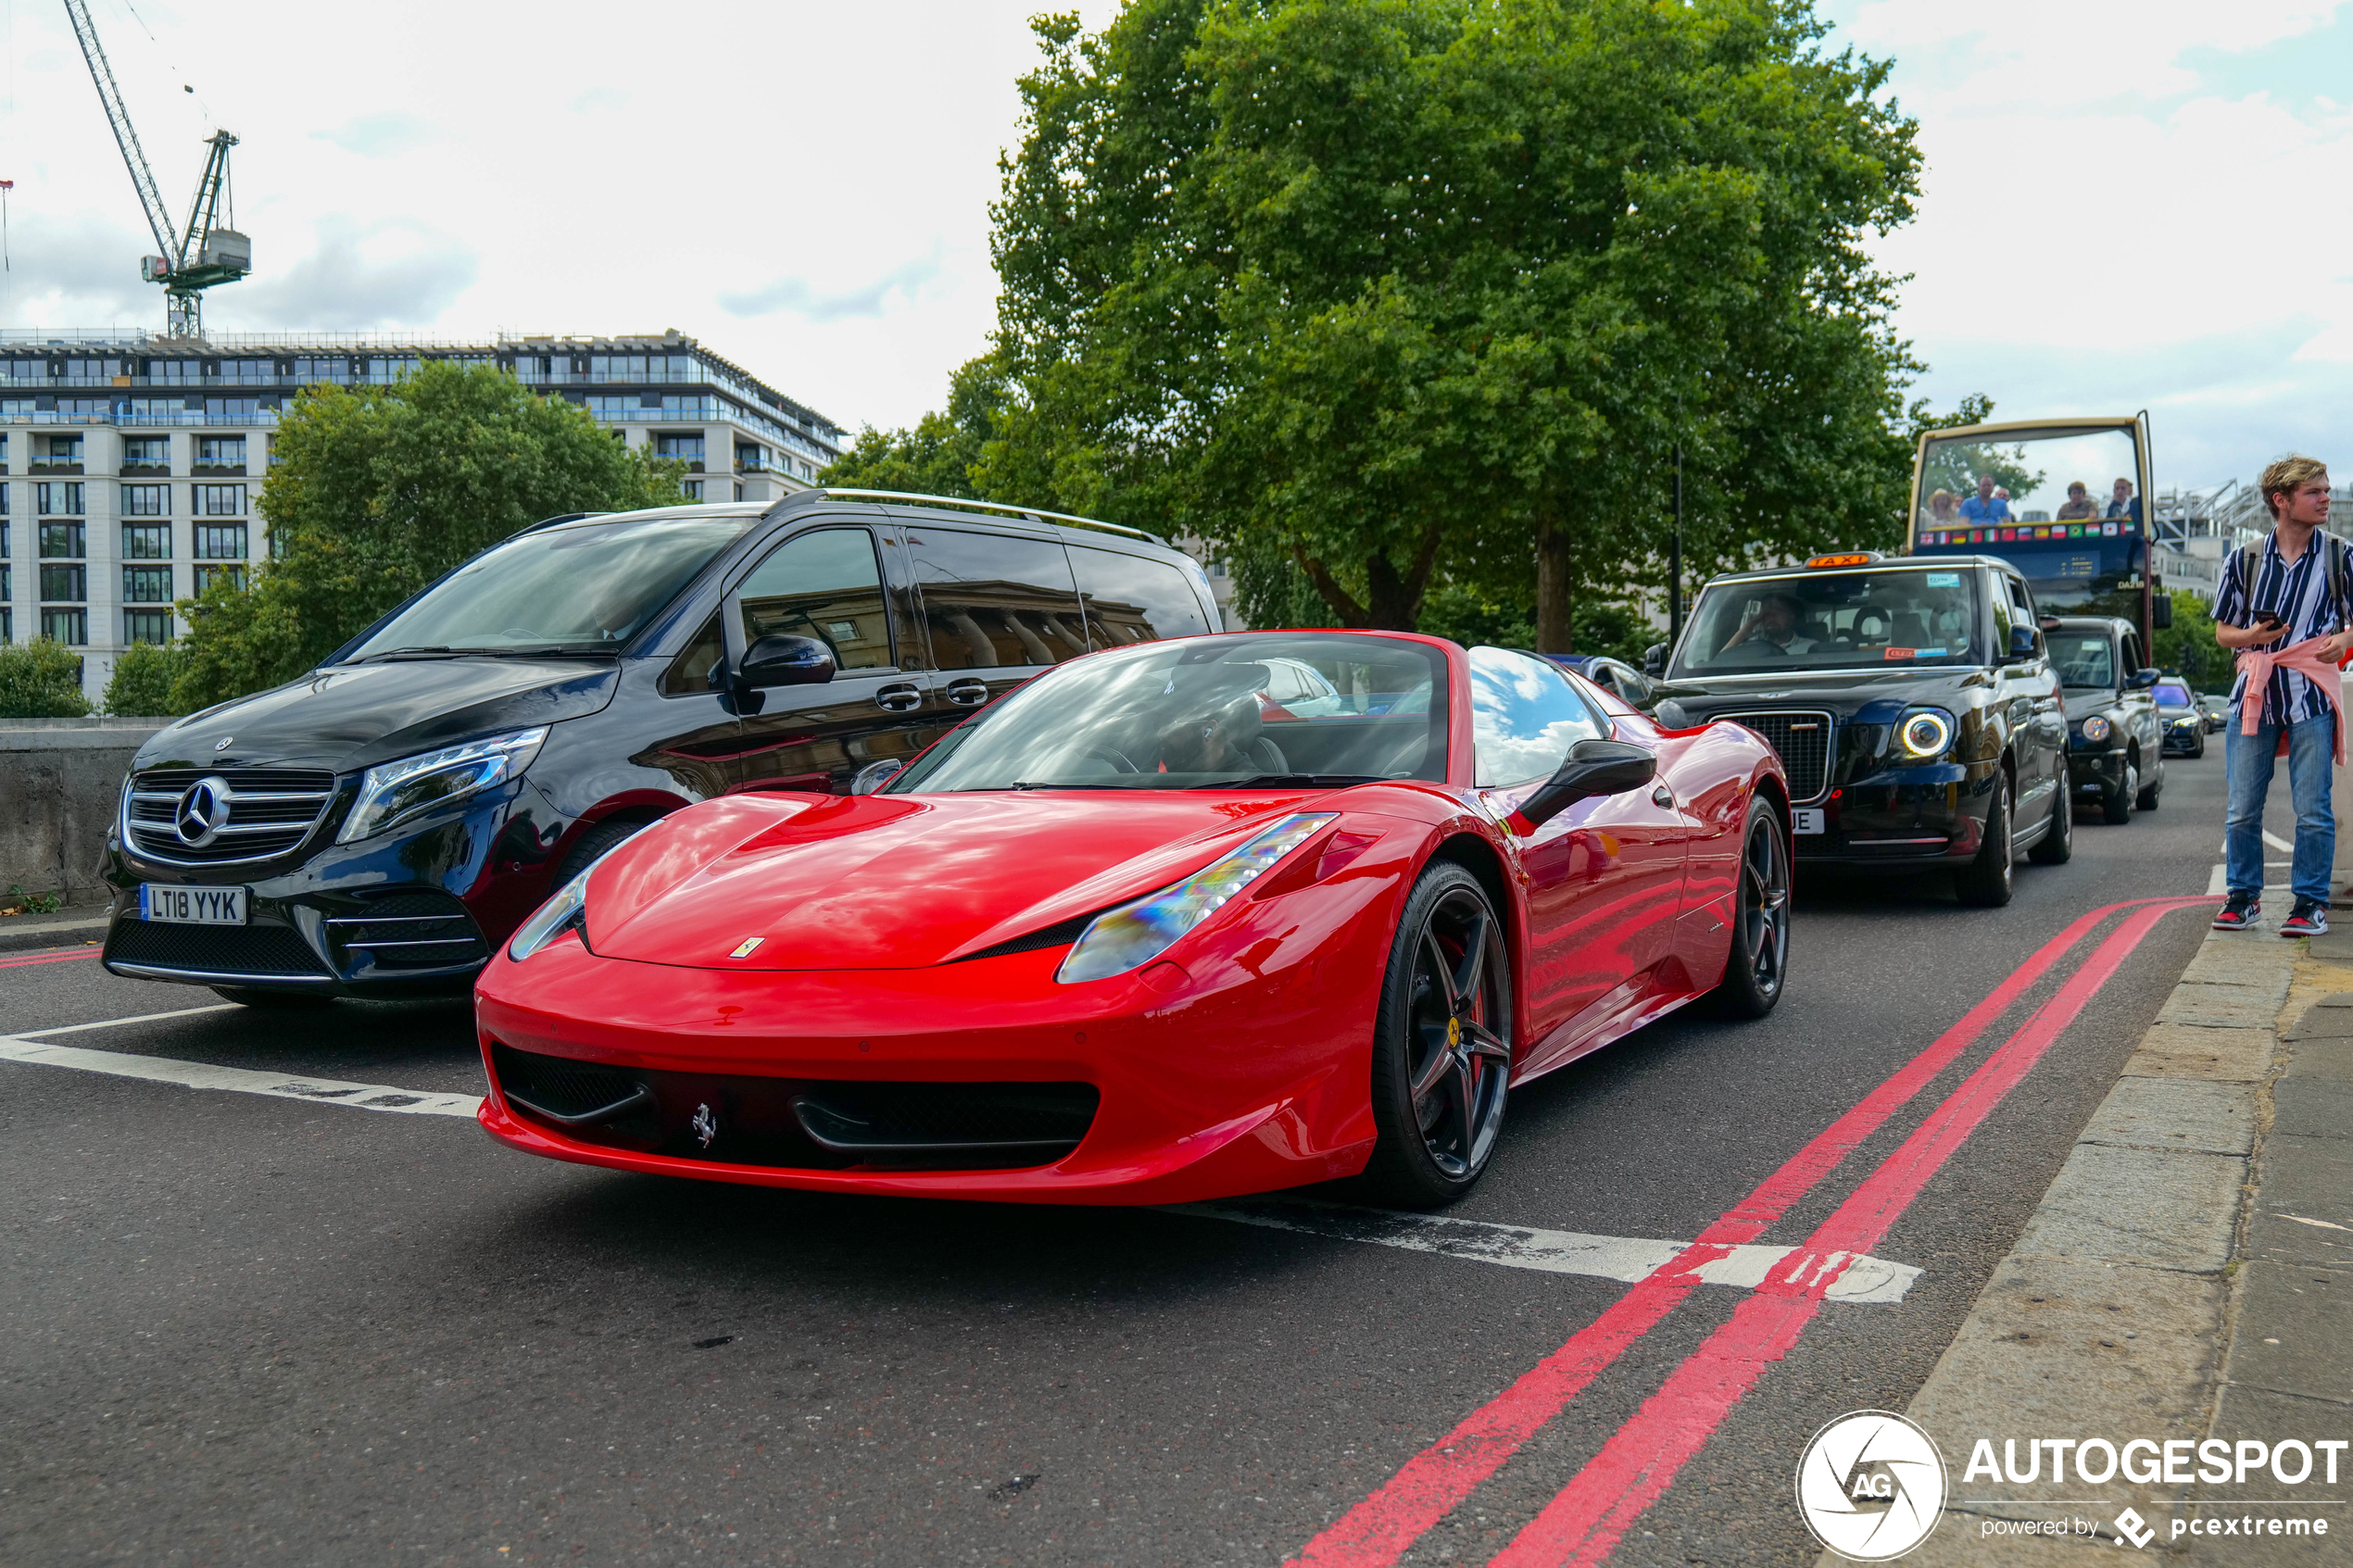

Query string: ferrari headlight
338 727 547 844
2080 716 2112 744
1897 709 1954 759
508 863 593 963
1057 812 1337 984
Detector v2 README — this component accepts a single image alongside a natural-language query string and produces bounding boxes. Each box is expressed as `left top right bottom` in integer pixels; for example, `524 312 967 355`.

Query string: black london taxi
2045 616 2169 818
1642 551 2070 907
101 489 1220 1007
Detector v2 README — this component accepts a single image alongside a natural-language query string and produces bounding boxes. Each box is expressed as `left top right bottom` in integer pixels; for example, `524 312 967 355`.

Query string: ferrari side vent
491 1044 652 1125
954 913 1095 963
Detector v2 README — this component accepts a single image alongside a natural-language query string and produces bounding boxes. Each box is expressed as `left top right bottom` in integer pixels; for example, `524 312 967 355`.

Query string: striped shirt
2212 529 2351 725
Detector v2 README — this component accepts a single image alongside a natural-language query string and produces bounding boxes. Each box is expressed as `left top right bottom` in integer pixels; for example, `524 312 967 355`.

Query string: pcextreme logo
1796 1411 1949 1562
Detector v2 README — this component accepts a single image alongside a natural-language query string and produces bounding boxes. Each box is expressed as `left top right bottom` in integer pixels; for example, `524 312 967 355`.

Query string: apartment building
0 330 844 700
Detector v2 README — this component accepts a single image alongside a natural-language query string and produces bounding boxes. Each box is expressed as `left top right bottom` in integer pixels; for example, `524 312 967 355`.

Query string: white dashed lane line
1175 1198 1923 1303
0 1005 484 1118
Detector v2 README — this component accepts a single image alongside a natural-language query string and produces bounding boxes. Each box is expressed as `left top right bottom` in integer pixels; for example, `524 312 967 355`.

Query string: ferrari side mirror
1514 738 1657 831
739 633 836 688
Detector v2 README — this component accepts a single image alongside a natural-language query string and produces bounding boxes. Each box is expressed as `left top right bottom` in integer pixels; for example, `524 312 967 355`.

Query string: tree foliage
102 640 191 717
175 362 689 711
974 0 1923 646
819 356 1007 500
0 639 90 719
2152 587 2223 690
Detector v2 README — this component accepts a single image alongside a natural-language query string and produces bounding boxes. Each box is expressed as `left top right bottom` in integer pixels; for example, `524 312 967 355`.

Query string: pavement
2 748 2332 1567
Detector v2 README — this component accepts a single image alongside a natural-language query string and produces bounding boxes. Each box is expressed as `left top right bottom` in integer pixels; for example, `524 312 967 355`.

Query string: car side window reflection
1469 646 1608 787
736 529 894 670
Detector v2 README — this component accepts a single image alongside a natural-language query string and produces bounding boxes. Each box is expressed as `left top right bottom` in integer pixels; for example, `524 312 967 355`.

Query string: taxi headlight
338 727 548 844
2080 716 2112 744
1897 709 1954 759
1058 812 1336 984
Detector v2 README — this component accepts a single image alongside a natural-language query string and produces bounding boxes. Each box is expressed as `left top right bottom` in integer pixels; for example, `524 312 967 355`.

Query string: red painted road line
0 949 100 970
1488 897 2210 1568
1285 896 2182 1568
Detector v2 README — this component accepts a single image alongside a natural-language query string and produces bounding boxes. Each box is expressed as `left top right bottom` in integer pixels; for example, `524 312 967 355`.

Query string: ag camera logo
1796 1411 1948 1561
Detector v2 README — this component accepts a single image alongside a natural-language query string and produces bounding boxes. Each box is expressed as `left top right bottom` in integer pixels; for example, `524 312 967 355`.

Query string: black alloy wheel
1713 797 1790 1018
1955 770 2015 908
2028 769 2073 865
1363 863 1514 1208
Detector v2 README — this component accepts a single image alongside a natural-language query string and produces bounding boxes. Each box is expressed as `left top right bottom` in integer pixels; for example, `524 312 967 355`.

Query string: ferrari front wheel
1363 862 1514 1209
1712 796 1791 1019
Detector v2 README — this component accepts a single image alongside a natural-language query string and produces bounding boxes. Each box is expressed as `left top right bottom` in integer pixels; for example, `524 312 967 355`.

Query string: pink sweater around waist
2237 635 2347 764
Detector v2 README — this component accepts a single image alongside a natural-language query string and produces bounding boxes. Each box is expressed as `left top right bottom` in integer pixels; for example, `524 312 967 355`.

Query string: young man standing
2212 455 2353 934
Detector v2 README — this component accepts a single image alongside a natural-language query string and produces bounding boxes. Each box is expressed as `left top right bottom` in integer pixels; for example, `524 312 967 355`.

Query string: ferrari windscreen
889 634 1450 791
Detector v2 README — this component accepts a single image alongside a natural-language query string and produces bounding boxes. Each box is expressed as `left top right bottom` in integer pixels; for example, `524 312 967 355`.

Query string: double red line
0 947 99 971
1291 895 2213 1568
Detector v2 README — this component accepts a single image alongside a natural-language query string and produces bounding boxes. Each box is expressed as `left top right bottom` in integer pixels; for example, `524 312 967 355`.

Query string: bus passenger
1925 489 1960 527
2057 482 2098 521
2107 478 2142 525
1957 474 2012 524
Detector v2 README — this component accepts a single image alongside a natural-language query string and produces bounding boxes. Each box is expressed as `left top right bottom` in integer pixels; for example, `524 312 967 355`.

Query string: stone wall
0 720 163 908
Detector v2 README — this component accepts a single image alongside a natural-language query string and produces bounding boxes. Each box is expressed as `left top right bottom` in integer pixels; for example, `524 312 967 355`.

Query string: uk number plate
139 884 248 924
1791 809 1825 835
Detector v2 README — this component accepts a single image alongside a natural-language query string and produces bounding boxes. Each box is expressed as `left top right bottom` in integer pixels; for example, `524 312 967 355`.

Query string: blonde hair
2261 454 2331 519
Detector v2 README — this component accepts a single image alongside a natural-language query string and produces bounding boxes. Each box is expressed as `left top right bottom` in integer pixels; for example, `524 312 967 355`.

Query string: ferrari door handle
1651 784 1675 808
945 678 991 708
875 683 922 713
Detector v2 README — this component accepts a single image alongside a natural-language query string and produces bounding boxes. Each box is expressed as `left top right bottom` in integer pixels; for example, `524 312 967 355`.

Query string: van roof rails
799 487 1164 545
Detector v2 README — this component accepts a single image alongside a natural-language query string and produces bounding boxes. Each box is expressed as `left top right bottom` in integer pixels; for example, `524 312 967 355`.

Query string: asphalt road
0 746 2266 1567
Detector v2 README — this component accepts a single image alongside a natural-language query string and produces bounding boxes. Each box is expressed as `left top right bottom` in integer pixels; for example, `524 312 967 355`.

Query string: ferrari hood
584 790 1333 971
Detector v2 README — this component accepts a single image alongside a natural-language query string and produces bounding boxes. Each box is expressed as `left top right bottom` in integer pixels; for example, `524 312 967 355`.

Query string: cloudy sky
6 1 2348 495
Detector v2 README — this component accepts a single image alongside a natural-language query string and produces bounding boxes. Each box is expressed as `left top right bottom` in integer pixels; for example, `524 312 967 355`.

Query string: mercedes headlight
1897 709 1955 759
1058 812 1336 984
2080 716 2112 744
338 726 548 844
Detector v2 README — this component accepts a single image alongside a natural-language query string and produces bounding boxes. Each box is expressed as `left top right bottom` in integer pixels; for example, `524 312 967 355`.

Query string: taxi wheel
1362 863 1513 1210
2105 760 2137 825
2028 774 2073 864
1713 797 1790 1018
2136 764 2162 812
1955 772 2015 908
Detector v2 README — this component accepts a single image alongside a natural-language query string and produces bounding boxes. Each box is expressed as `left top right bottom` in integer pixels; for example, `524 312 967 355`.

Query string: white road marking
0 1013 483 1119
1176 1198 1922 1304
2263 829 2296 854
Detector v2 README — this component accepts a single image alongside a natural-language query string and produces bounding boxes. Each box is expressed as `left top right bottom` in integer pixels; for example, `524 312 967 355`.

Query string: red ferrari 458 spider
473 633 1789 1208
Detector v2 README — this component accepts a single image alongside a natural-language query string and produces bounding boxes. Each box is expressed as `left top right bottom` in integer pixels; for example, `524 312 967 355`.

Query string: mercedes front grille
124 767 337 867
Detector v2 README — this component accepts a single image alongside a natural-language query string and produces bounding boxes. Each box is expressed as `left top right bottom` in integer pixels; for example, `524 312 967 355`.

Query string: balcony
120 461 171 475
193 463 248 477
29 460 83 475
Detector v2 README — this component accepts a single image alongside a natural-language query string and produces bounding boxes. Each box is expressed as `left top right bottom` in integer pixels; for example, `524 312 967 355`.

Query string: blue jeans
2225 712 2336 905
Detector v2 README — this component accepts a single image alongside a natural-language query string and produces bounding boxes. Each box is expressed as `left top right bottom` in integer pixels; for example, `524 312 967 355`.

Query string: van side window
736 529 894 670
660 610 726 696
1073 546 1211 646
905 528 1088 669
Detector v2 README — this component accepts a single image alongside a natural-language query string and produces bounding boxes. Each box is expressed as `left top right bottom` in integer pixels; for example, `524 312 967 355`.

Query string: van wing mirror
1642 642 1667 677
738 633 836 688
1513 738 1657 831
2127 666 2161 689
2150 596 2174 631
2005 624 2040 662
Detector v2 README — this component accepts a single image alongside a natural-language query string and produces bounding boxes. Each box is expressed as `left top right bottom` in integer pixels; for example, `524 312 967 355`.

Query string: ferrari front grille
1718 710 1833 803
124 767 337 866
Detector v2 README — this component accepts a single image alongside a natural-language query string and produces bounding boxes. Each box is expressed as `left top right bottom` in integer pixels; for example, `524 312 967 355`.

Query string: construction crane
62 0 249 339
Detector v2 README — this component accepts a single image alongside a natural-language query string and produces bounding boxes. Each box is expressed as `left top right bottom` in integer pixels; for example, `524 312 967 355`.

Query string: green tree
819 356 1007 500
2151 587 2223 689
977 0 1922 647
175 361 690 711
102 640 190 717
0 638 91 718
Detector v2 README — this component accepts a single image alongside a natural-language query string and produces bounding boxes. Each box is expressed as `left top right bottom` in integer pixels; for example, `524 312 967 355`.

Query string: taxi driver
1718 591 1815 659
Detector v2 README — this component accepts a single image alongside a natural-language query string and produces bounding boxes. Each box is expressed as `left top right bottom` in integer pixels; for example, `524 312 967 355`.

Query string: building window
193 563 245 595
124 564 173 603
681 480 703 500
195 523 248 559
40 564 86 601
365 358 419 383
0 482 8 515
40 522 86 558
125 608 174 646
267 434 280 467
195 483 246 516
122 434 170 466
152 359 203 383
734 482 745 501
197 435 245 466
294 358 351 385
41 607 87 645
220 359 273 385
34 482 85 515
37 433 84 462
655 433 704 462
123 523 172 560
203 398 259 423
124 399 188 423
121 484 170 517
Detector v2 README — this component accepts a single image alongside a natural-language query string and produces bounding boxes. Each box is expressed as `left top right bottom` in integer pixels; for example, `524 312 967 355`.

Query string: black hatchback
101 490 1221 1006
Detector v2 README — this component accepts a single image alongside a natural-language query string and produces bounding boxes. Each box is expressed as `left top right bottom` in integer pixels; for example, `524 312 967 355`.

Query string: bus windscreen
1912 423 2148 621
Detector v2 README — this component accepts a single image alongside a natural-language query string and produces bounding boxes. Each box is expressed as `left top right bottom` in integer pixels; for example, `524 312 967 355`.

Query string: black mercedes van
101 490 1221 1006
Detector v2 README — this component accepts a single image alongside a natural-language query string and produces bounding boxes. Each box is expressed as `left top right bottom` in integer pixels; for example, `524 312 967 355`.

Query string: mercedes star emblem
213 735 234 752
172 776 234 847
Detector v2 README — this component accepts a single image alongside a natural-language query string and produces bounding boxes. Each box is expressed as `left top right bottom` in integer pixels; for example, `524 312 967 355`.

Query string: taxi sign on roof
1806 551 1881 569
